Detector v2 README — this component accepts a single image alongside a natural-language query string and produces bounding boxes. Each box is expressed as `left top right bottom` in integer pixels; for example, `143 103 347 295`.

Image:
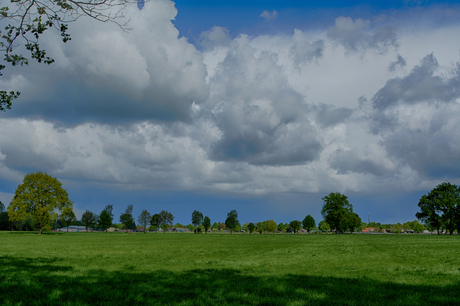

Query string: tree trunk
38 222 43 235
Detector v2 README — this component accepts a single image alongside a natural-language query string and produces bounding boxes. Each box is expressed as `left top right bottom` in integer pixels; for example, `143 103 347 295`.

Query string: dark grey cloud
206 40 323 166
314 104 353 128
329 148 394 177
388 54 407 71
327 17 398 53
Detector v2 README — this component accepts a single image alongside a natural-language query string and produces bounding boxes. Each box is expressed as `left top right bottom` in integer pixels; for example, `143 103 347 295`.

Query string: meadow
0 232 459 305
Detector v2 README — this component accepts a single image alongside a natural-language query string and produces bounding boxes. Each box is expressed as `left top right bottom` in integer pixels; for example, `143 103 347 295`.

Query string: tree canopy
302 215 316 233
119 204 134 230
225 210 239 234
191 210 203 234
81 209 97 232
99 204 114 232
1 0 135 111
158 210 174 233
289 220 301 234
61 206 76 231
8 172 72 234
202 216 211 234
416 182 460 235
137 209 151 233
321 192 357 234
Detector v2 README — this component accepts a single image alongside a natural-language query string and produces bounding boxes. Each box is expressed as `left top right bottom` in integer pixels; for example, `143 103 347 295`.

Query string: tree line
1 172 459 235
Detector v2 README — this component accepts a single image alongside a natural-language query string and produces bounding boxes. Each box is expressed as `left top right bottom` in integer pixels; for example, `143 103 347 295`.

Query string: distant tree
61 206 76 232
0 212 10 230
0 201 5 213
81 210 97 232
416 182 459 235
8 172 72 234
290 220 301 234
218 222 225 231
191 210 204 234
256 222 264 234
119 205 134 231
99 204 114 232
321 192 355 234
345 212 362 233
212 222 218 229
150 213 161 232
225 210 239 234
277 222 286 232
234 223 241 232
202 216 211 234
137 209 151 233
302 215 316 233
318 220 330 233
159 210 174 233
266 220 277 233
247 222 255 234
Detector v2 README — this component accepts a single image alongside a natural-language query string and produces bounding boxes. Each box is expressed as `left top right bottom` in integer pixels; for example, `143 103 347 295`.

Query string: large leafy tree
137 209 151 233
99 204 114 232
416 182 460 235
0 0 133 111
321 192 355 235
225 210 238 234
191 210 203 234
202 216 211 234
8 172 72 234
158 210 174 233
302 215 316 233
119 204 134 231
81 209 97 232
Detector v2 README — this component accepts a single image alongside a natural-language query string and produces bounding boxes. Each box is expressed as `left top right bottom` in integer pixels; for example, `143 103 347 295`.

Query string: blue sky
1 0 460 226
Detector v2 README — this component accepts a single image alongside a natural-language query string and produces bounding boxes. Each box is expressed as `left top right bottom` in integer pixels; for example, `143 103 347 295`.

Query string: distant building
57 226 91 232
362 228 376 233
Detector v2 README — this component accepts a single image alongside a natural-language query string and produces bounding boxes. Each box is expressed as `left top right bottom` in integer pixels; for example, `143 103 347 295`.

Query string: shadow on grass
0 256 458 306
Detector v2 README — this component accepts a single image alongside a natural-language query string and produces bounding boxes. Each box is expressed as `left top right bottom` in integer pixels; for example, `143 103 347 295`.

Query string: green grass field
1 232 459 305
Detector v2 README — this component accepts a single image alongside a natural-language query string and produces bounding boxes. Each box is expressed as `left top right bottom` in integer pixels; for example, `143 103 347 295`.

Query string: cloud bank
1 0 460 205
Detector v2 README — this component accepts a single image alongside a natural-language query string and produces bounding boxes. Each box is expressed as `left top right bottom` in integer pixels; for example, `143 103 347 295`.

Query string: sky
1 0 460 226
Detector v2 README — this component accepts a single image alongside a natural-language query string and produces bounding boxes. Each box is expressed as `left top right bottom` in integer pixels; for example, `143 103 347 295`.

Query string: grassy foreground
0 232 459 305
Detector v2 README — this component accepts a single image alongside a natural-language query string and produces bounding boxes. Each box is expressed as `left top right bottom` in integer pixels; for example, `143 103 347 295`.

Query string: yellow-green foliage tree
266 220 277 233
8 172 72 234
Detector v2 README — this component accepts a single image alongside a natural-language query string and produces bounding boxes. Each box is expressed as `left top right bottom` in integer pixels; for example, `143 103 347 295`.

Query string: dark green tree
247 222 255 234
150 213 161 232
345 212 362 233
416 182 459 235
159 210 174 233
81 210 97 232
7 172 72 234
302 215 316 233
290 220 301 234
99 205 114 232
321 192 354 234
119 205 134 231
0 211 10 230
191 210 203 234
137 209 151 233
0 201 5 213
202 216 211 234
225 210 239 234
